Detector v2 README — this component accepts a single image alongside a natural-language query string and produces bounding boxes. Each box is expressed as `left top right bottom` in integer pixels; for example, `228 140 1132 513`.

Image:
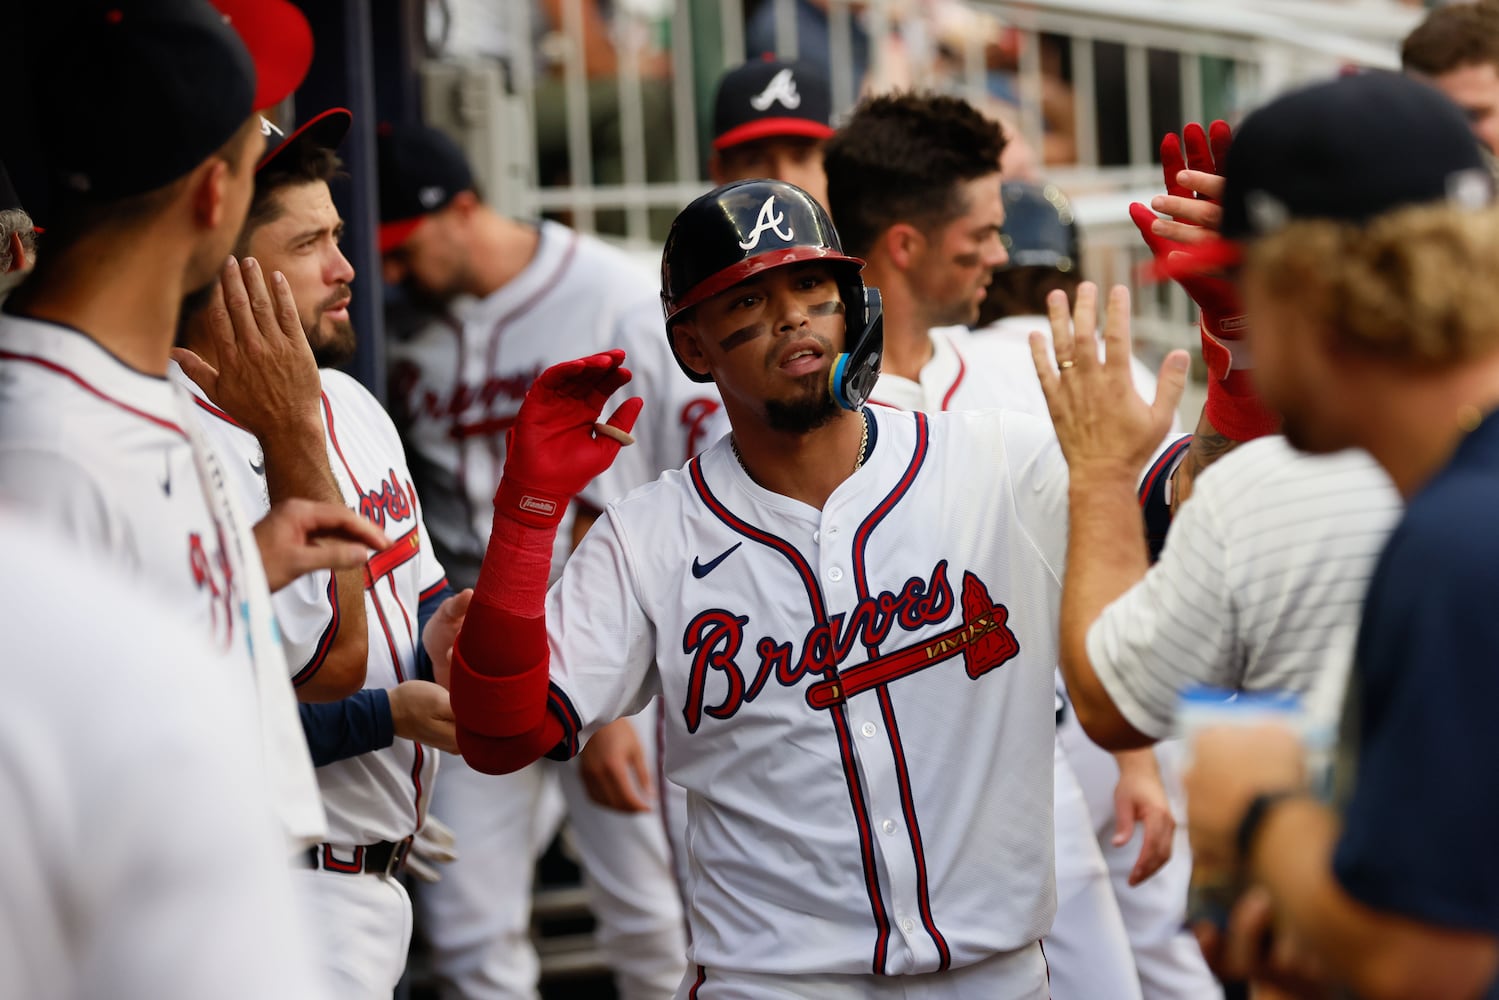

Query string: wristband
493 478 570 529
1235 789 1302 865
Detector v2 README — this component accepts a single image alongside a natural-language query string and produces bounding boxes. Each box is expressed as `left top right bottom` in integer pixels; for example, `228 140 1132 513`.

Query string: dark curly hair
1402 2 1499 77
240 143 343 249
823 92 1007 258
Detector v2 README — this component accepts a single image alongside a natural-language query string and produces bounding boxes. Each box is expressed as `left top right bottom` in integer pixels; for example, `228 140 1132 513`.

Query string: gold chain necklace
732 410 870 477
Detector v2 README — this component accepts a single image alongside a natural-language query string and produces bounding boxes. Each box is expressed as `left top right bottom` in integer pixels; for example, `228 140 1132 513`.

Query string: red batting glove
1132 121 1279 441
493 350 645 529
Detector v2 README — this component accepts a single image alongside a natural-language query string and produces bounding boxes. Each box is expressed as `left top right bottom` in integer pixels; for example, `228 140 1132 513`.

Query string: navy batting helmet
999 181 1081 272
661 179 884 409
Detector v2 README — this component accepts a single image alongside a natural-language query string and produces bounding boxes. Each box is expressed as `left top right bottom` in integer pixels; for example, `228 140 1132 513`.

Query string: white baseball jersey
550 406 1069 976
179 366 448 846
1088 437 1402 740
0 313 325 853
0 518 330 1000
389 219 668 585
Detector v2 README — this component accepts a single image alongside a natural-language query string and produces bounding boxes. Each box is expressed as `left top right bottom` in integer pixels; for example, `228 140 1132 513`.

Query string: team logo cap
375 122 476 254
257 107 353 177
712 57 835 152
18 0 310 212
1176 71 1494 273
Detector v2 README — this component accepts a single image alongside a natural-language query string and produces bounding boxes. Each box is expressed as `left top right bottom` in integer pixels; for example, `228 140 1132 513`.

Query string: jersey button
861 722 876 738
901 918 916 934
827 566 844 582
882 819 897 834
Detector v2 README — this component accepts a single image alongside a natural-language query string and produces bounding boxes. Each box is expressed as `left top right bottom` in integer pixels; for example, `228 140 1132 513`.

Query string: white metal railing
421 0 1419 352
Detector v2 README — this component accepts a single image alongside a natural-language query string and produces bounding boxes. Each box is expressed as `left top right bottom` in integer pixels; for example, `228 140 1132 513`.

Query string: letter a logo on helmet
738 196 794 250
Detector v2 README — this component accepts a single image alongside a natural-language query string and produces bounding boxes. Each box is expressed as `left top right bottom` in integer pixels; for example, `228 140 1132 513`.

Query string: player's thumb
630 745 655 802
1128 202 1168 257
1111 805 1136 847
1153 351 1191 428
170 347 218 394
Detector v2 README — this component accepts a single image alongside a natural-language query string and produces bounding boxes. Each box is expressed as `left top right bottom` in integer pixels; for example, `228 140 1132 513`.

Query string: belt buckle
384 836 413 877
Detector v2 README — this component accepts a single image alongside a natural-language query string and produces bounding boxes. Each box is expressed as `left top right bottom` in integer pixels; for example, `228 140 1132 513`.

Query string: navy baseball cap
999 181 1080 272
258 108 353 176
1178 71 1493 271
713 57 835 151
27 0 312 204
376 123 476 253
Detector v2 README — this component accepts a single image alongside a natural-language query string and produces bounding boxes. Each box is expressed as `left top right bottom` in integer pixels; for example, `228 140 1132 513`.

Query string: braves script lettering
738 196 795 250
359 467 413 530
680 561 1023 732
188 527 236 648
391 359 545 439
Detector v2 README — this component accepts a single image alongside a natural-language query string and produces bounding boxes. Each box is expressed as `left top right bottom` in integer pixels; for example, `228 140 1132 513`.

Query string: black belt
301 837 413 877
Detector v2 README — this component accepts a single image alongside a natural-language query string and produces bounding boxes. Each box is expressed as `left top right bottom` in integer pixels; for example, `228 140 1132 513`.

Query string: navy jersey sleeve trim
1139 435 1191 563
299 688 395 766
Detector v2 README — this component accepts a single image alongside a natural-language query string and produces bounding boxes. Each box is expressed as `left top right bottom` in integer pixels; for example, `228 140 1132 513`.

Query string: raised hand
172 256 323 442
494 350 644 528
253 497 390 592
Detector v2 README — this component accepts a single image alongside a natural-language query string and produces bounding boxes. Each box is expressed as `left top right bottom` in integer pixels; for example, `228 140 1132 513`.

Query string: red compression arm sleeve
450 512 567 774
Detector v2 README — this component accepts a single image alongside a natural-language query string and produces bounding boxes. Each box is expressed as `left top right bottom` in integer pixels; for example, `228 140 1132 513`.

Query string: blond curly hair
1244 203 1499 368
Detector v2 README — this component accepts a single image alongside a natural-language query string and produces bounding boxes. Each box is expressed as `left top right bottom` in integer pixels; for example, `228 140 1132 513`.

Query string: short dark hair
823 93 1006 258
241 144 343 248
1402 3 1499 77
975 267 1082 329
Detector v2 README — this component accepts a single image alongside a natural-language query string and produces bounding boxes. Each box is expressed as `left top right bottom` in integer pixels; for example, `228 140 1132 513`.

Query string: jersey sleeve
1084 466 1238 740
1000 410 1070 582
542 506 661 754
1332 524 1499 934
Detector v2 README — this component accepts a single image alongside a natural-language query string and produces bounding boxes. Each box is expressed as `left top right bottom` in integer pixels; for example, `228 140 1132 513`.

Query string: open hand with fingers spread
254 497 390 592
1029 283 1190 481
172 255 323 442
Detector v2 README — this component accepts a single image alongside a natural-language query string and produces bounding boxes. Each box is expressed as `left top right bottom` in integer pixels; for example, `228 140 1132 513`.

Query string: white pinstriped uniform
386 219 688 1000
1087 436 1402 739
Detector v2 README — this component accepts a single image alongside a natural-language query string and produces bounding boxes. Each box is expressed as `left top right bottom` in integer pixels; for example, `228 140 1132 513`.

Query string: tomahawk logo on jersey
182 366 449 846
546 406 1070 976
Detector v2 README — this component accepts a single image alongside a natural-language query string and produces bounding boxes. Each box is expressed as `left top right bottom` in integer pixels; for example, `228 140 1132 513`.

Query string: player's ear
671 320 713 380
188 156 232 231
881 222 926 272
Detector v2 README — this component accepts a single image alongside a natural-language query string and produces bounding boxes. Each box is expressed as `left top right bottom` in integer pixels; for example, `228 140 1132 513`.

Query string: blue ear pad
828 353 855 410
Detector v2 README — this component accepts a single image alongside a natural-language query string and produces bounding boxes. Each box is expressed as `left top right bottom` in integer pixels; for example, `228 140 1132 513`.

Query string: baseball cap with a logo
258 108 354 177
376 123 476 253
1175 71 1494 272
712 57 835 151
26 0 312 205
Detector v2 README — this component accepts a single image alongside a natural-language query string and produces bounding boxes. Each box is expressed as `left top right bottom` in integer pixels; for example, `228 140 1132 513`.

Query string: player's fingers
1148 194 1222 232
1045 287 1076 368
170 347 219 396
1208 119 1234 174
1153 351 1192 431
602 395 645 440
298 501 393 551
1175 169 1227 206
1182 121 1213 177
205 272 240 359
1070 281 1101 371
1101 285 1132 373
220 255 261 353
239 257 282 343
1147 217 1221 247
1128 202 1174 259
1160 132 1189 202
1222 887 1275 980
1028 332 1062 410
269 270 312 345
1111 804 1135 848
441 589 474 623
629 745 655 803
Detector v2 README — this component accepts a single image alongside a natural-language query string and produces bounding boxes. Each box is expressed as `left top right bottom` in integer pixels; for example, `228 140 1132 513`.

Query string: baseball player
0 517 331 1000
174 109 469 998
1402 1 1499 156
0 0 387 856
1054 74 1499 996
448 177 1189 998
708 57 836 210
968 179 1221 1000
379 123 687 999
817 93 1194 1000
0 159 37 295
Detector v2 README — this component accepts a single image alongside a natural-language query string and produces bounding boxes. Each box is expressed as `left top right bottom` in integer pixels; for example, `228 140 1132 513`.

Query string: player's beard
765 371 839 433
305 286 357 369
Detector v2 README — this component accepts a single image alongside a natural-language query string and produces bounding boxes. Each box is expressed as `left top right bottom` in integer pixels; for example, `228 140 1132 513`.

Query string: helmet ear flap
829 287 884 411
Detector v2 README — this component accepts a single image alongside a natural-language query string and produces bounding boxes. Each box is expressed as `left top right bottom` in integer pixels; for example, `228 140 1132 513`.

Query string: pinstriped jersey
0 314 325 852
544 406 1068 976
180 367 447 846
388 220 668 585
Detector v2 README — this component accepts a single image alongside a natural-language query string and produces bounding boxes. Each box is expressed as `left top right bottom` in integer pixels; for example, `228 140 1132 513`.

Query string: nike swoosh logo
691 542 742 579
249 457 265 477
